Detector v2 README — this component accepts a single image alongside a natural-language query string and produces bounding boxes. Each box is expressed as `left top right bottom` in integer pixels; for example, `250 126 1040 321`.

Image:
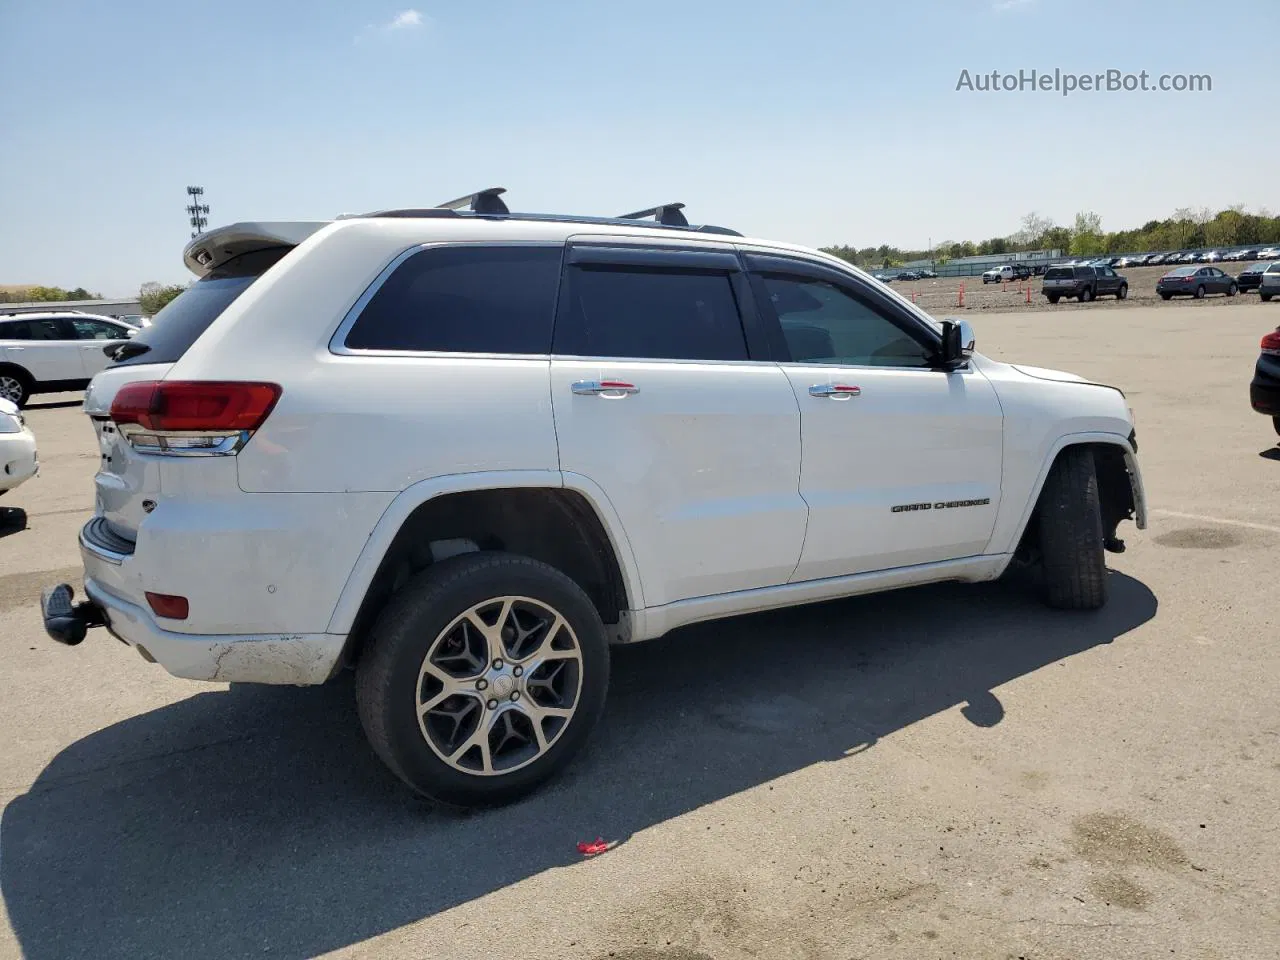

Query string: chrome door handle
571 379 640 397
7 346 23 351
809 383 861 399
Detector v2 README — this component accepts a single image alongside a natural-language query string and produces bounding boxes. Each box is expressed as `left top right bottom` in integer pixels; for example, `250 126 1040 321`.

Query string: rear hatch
86 227 320 542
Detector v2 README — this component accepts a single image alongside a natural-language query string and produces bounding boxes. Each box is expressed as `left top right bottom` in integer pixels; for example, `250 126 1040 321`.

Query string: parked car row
1042 259 1280 305
873 269 937 283
1061 248 1280 271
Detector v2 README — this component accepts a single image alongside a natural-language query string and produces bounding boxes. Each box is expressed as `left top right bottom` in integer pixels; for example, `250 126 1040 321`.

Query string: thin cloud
356 9 428 42
388 9 424 29
993 0 1036 11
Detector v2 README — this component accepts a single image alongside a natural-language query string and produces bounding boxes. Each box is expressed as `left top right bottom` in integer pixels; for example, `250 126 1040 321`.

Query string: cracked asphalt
0 303 1277 959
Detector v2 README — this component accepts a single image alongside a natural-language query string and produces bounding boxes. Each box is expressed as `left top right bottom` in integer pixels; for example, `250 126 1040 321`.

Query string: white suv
0 312 137 407
41 190 1146 807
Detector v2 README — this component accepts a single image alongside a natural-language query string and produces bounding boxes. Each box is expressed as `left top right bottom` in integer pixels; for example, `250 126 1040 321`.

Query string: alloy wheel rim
0 377 21 403
416 596 583 776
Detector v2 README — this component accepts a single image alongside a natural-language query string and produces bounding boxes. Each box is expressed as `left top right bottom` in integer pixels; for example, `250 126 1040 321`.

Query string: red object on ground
577 838 611 856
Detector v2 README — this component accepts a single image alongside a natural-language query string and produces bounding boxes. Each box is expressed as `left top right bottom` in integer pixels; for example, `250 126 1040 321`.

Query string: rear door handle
809 383 861 399
571 380 640 397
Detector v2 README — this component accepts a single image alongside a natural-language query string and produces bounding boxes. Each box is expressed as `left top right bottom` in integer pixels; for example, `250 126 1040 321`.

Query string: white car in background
0 312 136 407
0 398 37 499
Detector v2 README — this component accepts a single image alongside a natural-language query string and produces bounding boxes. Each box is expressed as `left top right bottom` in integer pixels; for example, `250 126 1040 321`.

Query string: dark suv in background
1041 265 1128 304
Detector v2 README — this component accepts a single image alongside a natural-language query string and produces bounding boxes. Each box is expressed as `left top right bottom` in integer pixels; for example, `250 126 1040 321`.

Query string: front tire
1036 447 1107 610
1273 415 1280 438
1117 284 1128 300
356 552 610 807
1228 284 1238 297
1195 285 1206 299
1080 287 1094 302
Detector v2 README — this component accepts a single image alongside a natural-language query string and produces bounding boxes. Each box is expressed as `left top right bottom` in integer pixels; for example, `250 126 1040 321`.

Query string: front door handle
809 383 861 399
571 379 640 397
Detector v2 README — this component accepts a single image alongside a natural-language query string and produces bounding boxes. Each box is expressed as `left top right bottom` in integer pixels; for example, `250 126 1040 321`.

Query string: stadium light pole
186 185 210 238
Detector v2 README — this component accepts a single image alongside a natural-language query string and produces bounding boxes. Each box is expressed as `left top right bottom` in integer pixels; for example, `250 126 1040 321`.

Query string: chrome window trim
328 240 566 357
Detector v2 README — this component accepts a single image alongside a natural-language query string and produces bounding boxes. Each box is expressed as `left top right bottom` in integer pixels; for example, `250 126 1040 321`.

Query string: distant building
903 249 1064 278
0 298 144 319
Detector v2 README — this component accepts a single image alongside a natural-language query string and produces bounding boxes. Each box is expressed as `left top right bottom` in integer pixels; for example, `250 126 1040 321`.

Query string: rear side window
556 266 748 361
343 245 563 354
114 247 291 367
1075 267 1095 279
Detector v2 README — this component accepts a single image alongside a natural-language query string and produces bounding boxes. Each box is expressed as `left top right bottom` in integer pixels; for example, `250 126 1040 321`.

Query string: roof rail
436 187 510 215
618 203 689 227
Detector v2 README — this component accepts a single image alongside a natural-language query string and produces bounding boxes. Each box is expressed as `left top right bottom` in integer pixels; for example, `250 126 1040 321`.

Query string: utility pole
186 186 210 238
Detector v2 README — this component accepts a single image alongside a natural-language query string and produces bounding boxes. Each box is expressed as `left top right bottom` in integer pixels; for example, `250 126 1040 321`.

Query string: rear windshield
1043 267 1074 280
1166 266 1197 276
113 247 291 367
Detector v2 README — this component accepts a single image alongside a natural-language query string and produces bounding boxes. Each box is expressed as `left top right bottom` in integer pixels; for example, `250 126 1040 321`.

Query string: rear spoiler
183 222 330 278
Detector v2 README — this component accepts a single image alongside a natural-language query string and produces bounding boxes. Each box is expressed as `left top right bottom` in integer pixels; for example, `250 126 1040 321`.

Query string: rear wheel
1274 416 1280 438
1080 287 1094 303
1263 293 1274 302
1047 294 1061 304
1160 293 1172 301
0 368 31 408
1036 447 1107 610
1117 284 1128 300
356 552 609 807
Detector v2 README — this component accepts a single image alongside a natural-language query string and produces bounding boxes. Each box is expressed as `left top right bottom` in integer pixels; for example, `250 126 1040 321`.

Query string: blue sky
1 0 1275 294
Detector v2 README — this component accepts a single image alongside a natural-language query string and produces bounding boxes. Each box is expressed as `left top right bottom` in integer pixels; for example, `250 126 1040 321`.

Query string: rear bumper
1251 361 1280 415
63 575 346 685
0 431 38 494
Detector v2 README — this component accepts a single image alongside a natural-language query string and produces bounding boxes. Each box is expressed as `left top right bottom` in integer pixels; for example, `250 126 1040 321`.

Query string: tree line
822 206 1280 269
0 285 101 304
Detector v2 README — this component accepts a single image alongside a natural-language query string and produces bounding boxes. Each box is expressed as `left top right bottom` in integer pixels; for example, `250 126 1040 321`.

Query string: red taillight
111 381 281 432
145 592 189 620
1261 330 1280 354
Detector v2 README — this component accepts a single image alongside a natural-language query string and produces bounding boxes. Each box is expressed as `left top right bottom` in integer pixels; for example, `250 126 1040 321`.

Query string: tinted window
70 318 128 340
760 274 932 368
345 245 562 354
556 266 747 361
114 247 290 367
0 318 68 340
1075 267 1095 279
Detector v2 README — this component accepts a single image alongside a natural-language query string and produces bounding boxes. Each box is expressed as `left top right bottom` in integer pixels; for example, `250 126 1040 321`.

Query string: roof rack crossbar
618 203 689 227
436 187 510 215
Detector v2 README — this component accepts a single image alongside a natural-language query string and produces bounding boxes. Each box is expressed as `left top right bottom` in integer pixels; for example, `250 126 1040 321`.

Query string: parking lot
1 302 1277 959
895 264 1280 316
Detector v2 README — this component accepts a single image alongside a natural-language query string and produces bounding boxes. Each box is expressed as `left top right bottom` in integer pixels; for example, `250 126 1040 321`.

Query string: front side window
344 245 562 354
759 274 933 368
555 266 748 361
70 318 128 340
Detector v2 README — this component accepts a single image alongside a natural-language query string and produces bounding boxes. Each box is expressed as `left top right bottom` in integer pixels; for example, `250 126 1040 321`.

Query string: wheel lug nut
476 679 488 691
513 666 523 677
486 699 498 710
493 659 504 669
511 691 520 701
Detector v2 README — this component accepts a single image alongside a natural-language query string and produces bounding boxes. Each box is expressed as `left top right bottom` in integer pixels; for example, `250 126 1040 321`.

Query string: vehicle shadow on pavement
1 572 1156 960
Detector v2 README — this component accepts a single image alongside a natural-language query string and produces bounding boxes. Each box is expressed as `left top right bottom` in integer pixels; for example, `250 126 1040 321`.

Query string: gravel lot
1 303 1278 960
893 262 1280 316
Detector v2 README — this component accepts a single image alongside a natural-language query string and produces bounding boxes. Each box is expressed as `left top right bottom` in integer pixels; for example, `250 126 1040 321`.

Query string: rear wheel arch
0 364 33 406
337 486 634 670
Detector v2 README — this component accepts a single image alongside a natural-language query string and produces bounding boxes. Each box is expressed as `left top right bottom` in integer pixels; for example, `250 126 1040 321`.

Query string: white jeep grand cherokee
42 190 1145 807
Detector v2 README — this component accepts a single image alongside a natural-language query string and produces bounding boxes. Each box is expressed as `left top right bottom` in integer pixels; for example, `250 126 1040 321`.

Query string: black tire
1227 284 1238 297
0 366 32 408
355 551 610 807
1047 294 1061 304
1036 447 1107 610
1263 293 1273 302
1273 416 1280 438
1080 287 1094 303
1194 285 1205 299
1116 284 1128 300
1160 293 1172 301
